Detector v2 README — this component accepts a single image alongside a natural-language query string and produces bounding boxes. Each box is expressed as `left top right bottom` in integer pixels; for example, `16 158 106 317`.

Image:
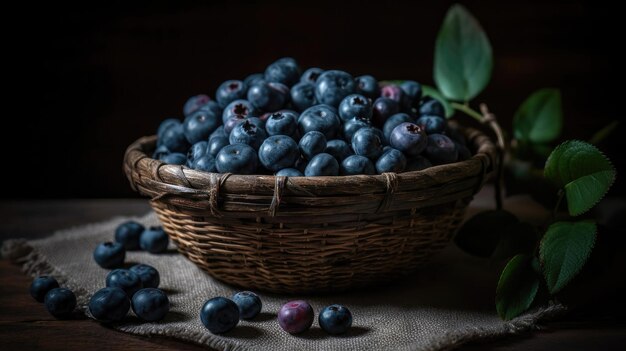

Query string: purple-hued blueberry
375 148 407 174
157 118 181 141
298 131 327 160
247 81 289 112
264 57 301 87
30 276 60 303
200 297 240 334
304 153 339 176
244 73 264 88
298 104 341 139
160 124 190 153
215 144 259 174
315 70 356 107
207 136 229 157
400 81 422 106
192 154 217 172
338 94 372 122
389 122 428 157
290 82 317 112
351 128 384 160
152 145 170 160
456 142 471 161
115 221 145 250
45 288 76 319
222 99 257 123
318 304 352 335
419 97 445 118
258 135 299 172
372 97 400 127
161 152 187 165
343 116 372 143
127 265 160 290
106 269 143 298
140 226 169 254
132 288 170 322
216 80 247 108
325 139 353 162
424 134 458 165
381 84 410 111
223 115 246 135
93 242 125 269
278 300 314 334
340 155 376 175
355 75 380 99
183 95 211 117
383 113 415 144
183 108 220 144
229 120 267 150
405 155 433 172
88 287 130 323
187 141 208 164
301 67 324 84
232 291 262 320
265 111 298 137
276 168 304 176
416 115 446 135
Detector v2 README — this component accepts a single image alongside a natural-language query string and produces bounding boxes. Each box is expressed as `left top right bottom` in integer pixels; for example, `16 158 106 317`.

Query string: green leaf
544 140 616 216
589 120 619 145
513 88 562 143
454 210 519 257
540 220 597 294
496 254 540 320
422 85 454 118
434 4 493 102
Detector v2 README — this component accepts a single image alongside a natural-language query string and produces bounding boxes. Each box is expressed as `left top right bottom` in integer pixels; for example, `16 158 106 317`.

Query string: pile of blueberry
154 58 470 176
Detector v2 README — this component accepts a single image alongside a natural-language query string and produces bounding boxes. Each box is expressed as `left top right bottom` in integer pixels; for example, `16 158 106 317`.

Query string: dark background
4 0 623 198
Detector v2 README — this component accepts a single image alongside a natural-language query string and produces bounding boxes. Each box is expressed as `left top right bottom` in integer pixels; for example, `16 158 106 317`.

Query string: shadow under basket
124 126 497 294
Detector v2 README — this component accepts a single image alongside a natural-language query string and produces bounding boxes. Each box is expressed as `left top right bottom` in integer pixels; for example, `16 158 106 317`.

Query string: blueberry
304 153 339 176
191 154 217 172
343 116 372 143
424 134 458 165
456 142 471 161
419 97 445 117
444 125 466 145
160 124 190 153
216 80 247 108
232 291 262 320
416 115 446 134
223 115 247 135
383 113 415 144
132 288 170 322
187 141 208 164
325 139 353 162
157 118 181 141
406 155 433 171
340 155 376 175
248 81 289 112
30 276 60 303
88 287 130 323
278 300 314 334
152 145 170 160
318 304 352 335
298 104 341 139
140 226 169 253
372 97 400 127
375 148 407 174
355 75 380 99
207 136 230 157
161 153 187 165
215 144 259 174
400 81 422 106
298 131 327 160
229 120 267 150
381 84 410 111
315 70 356 107
294 156 308 173
200 297 240 334
243 73 264 87
106 269 143 298
183 108 220 144
209 125 227 140
275 168 304 176
93 242 125 269
115 221 145 250
222 99 257 124
44 288 76 319
183 95 211 117
264 57 301 87
265 111 298 137
338 94 372 122
300 67 324 84
290 82 317 112
389 122 428 157
258 135 299 172
351 128 384 160
129 264 160 289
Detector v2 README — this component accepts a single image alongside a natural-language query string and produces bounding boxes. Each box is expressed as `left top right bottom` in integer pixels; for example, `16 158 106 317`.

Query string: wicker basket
124 125 497 294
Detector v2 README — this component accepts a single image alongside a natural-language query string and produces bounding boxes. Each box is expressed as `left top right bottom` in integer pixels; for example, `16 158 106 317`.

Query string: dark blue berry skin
305 153 339 176
132 288 170 322
157 118 181 141
89 287 130 323
45 288 76 319
129 264 160 289
215 144 259 174
200 297 240 334
258 135 299 172
183 95 211 117
416 115 446 135
30 276 59 303
318 304 352 335
290 82 317 112
389 122 428 157
207 136 229 157
355 75 379 99
276 168 303 176
152 145 170 160
265 111 298 137
338 94 372 122
216 80 247 108
444 126 466 145
315 70 356 107
383 113 415 144
187 141 208 165
381 84 410 111
351 128 384 160
222 99 257 123
140 226 169 254
247 81 289 112
244 73 264 88
301 67 324 84
184 108 220 144
375 148 407 174
419 97 445 118
325 139 353 162
298 131 327 160
192 154 217 172
294 156 308 173
343 116 372 143
106 269 143 298
161 153 187 165
223 115 246 135
298 104 341 139
264 57 301 87
160 124 190 153
372 97 400 127
400 81 422 106
94 242 125 269
340 155 376 175
406 155 433 171
229 120 267 150
209 125 227 140
424 134 458 165
456 142 471 161
115 221 145 250
232 291 262 320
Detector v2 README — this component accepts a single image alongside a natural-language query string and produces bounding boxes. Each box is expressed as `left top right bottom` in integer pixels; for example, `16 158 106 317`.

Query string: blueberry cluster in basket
156 57 470 176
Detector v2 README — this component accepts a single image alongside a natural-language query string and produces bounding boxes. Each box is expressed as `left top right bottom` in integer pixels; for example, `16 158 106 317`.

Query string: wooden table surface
1 193 625 350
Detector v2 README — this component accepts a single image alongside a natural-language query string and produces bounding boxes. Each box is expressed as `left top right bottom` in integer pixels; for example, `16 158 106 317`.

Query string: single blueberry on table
200 297 240 334
183 95 211 117
400 81 422 106
416 115 446 135
160 124 190 153
157 118 180 141
215 144 259 174
340 155 376 175
222 99 257 123
372 97 400 127
247 81 289 112
315 70 356 107
301 67 324 84
338 94 372 122
258 135 300 172
106 269 143 298
232 291 262 320
389 122 428 157
304 153 339 176
325 139 353 162
187 141 208 165
115 221 145 250
132 288 170 322
354 75 380 99
298 131 327 160
229 120 267 150
298 104 341 139
207 135 229 157
275 168 304 176
45 288 76 319
383 113 415 144
265 111 298 137
290 82 317 112
343 115 372 143
88 287 130 323
278 300 314 334
351 128 384 160
381 84 410 111
30 276 59 303
318 304 352 335
183 108 220 144
419 97 445 118
152 145 170 160
375 148 407 174
215 80 247 108
140 226 169 254
129 264 160 289
93 242 125 269
424 133 458 165
192 154 217 172
264 57 301 87
243 73 264 88
161 153 187 165
405 155 433 171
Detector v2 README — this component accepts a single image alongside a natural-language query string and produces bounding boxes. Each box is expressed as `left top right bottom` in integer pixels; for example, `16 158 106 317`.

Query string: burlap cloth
1 212 565 351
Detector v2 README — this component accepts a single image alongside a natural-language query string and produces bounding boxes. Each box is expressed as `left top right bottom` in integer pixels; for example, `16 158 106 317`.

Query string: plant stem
451 102 484 122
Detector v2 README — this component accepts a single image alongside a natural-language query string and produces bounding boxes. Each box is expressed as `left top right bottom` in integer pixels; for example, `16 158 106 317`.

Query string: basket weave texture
124 126 496 293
